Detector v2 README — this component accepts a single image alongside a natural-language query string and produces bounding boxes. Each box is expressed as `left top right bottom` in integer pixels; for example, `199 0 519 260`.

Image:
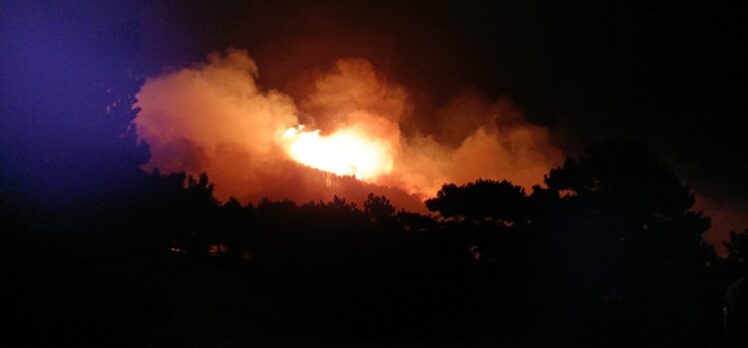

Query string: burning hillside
134 49 562 209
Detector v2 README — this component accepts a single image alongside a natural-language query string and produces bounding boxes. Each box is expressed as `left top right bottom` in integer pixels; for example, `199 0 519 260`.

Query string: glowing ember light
208 244 229 256
282 125 393 180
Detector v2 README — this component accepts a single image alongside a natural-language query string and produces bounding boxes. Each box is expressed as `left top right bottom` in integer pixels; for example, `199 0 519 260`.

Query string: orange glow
135 50 563 209
208 244 229 256
282 125 393 180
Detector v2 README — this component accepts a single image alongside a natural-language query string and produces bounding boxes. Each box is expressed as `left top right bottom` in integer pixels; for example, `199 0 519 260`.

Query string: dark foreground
3 143 748 347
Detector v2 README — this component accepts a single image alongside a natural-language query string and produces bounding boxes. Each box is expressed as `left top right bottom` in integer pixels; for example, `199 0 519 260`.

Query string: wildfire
135 50 562 206
282 125 393 180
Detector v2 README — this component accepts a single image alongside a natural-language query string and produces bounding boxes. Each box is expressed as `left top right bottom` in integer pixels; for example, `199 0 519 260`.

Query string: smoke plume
134 49 562 210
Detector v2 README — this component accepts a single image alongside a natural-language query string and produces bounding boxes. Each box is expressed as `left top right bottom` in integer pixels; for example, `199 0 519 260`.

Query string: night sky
2 1 747 245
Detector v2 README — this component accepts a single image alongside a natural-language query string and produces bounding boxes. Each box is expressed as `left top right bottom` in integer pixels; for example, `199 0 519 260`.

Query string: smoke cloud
134 49 563 210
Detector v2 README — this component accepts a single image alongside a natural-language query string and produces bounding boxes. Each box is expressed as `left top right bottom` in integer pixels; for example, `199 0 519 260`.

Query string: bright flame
282 125 393 180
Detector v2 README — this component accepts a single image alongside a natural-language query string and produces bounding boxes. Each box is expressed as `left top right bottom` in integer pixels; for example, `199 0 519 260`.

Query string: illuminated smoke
134 49 563 209
692 194 748 256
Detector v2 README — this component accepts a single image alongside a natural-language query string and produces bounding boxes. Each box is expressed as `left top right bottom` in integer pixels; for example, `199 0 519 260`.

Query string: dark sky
2 1 747 229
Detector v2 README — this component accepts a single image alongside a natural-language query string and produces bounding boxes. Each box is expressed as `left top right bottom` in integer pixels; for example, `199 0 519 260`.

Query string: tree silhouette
543 141 716 274
725 229 748 269
425 179 527 225
364 193 395 221
537 141 720 346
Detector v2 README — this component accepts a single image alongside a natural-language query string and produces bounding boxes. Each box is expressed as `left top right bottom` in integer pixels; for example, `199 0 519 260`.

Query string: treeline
2 141 747 347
